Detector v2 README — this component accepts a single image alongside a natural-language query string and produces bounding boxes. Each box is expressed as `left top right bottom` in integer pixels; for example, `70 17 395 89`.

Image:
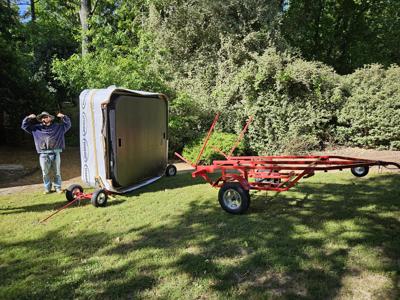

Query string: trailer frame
175 114 400 214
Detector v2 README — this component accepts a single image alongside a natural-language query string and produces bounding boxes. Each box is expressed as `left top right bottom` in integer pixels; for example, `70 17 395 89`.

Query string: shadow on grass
0 172 198 216
0 229 158 299
124 172 205 196
0 200 72 216
1 173 399 298
0 197 126 216
108 173 400 298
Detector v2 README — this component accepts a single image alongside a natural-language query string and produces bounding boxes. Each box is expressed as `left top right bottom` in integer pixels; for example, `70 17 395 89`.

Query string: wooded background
1 0 399 155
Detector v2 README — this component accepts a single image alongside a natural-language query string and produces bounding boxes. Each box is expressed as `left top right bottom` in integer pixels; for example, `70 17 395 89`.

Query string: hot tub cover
79 86 168 193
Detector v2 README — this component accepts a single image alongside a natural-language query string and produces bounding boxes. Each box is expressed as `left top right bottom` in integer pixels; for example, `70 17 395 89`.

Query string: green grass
0 172 399 299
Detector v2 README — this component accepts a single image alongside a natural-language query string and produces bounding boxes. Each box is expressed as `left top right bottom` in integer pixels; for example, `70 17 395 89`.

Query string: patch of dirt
0 146 83 194
237 269 308 297
313 147 400 174
313 146 400 165
0 146 398 195
335 269 395 299
0 146 194 195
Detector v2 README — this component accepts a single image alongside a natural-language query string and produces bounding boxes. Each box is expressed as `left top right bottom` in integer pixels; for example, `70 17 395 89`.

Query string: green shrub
337 64 400 150
182 132 245 165
168 93 214 157
211 48 346 154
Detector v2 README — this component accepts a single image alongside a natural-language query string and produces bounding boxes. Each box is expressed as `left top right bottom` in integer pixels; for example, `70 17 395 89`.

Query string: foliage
27 0 79 104
147 0 285 121
51 1 167 97
337 64 400 150
282 0 400 74
150 0 282 65
1 172 400 298
168 93 212 156
210 48 345 154
0 2 58 144
2 0 400 153
52 50 167 94
182 131 245 164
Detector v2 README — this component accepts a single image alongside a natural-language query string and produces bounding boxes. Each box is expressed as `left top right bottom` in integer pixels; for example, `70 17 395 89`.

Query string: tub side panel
80 89 112 190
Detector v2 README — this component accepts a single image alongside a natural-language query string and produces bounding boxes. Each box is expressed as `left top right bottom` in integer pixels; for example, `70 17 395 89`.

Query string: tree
78 0 103 56
146 0 284 114
282 0 400 74
0 1 57 144
30 0 35 21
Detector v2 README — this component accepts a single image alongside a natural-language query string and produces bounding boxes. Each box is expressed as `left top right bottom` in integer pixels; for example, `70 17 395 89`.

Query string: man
21 111 71 194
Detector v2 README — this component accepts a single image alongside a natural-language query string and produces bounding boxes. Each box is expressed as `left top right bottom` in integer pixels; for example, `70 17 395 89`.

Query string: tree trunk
0 110 4 145
30 0 35 22
79 0 91 56
313 0 323 58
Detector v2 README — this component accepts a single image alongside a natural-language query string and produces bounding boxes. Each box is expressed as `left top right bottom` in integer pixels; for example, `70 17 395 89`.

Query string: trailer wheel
218 182 250 214
91 189 108 207
65 184 83 202
165 164 177 177
351 166 369 177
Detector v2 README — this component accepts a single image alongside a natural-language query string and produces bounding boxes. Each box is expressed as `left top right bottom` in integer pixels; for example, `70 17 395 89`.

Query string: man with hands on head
21 111 71 194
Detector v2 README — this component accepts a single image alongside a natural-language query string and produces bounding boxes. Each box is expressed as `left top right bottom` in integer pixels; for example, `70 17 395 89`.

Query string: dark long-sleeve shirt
21 116 71 153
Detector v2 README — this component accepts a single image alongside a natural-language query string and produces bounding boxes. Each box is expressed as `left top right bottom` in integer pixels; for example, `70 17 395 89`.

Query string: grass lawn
0 172 399 299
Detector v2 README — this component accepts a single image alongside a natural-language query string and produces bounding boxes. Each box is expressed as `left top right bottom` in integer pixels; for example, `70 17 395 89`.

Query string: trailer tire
65 184 83 202
351 166 369 177
218 182 250 214
165 164 177 177
91 189 108 207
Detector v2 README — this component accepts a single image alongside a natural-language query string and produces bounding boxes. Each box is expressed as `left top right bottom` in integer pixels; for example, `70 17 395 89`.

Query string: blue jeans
39 152 62 191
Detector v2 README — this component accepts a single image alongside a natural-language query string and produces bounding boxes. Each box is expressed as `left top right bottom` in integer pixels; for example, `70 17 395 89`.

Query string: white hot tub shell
79 86 169 193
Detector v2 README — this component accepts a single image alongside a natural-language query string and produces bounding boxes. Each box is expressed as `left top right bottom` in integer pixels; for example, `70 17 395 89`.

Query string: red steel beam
194 113 220 166
228 116 253 157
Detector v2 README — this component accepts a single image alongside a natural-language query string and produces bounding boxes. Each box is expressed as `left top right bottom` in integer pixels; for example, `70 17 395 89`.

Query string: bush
211 48 346 154
168 93 214 157
182 131 245 165
337 64 400 150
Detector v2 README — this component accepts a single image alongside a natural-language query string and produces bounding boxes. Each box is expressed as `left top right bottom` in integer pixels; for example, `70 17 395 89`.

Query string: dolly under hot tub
66 86 176 207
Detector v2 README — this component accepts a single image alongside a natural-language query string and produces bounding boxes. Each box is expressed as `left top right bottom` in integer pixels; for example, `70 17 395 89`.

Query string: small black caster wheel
165 164 177 177
351 166 369 177
91 189 108 207
66 184 83 202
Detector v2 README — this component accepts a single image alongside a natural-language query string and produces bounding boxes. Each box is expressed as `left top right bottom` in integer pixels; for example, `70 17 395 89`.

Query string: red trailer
175 114 400 214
